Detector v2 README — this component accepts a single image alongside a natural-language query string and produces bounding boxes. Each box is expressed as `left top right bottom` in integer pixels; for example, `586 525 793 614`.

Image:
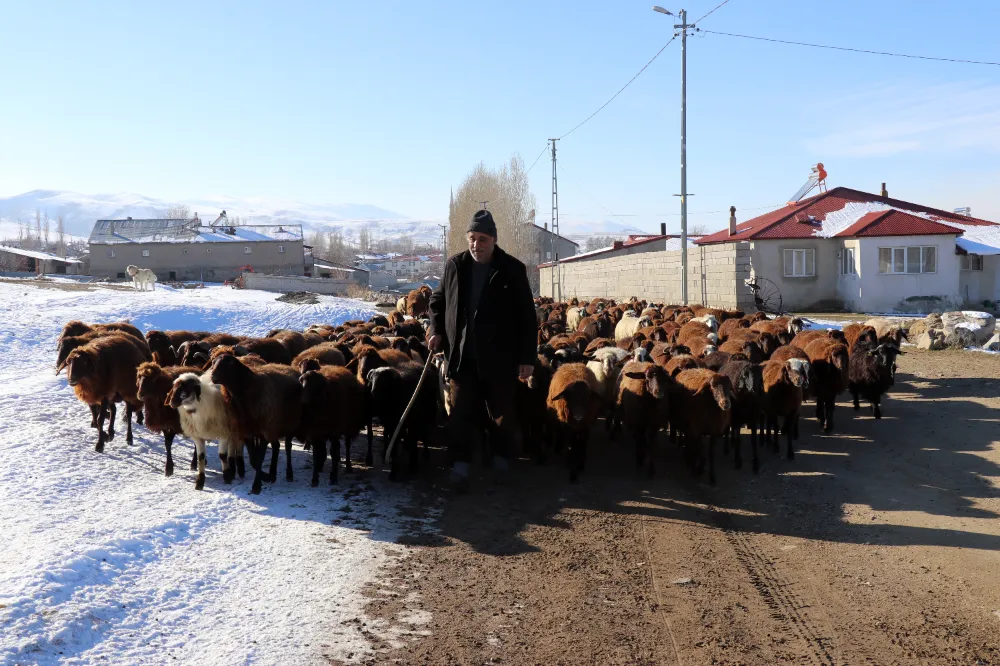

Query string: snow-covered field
0 281 426 665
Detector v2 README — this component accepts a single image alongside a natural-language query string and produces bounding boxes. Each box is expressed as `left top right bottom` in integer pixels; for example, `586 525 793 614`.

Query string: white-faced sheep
586 346 630 422
848 340 902 419
546 363 602 482
167 371 243 490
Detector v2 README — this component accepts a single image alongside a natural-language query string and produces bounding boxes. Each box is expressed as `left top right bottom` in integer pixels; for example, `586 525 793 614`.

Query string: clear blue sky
1 1 999 234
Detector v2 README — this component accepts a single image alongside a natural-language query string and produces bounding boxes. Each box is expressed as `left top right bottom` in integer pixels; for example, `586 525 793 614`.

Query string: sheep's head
55 336 89 374
785 358 810 389
136 362 165 400
64 347 97 387
709 375 733 412
829 330 848 344
209 353 251 387
58 320 91 344
177 340 211 366
166 374 202 410
871 342 902 369
299 369 326 403
145 330 173 355
366 366 398 400
550 380 593 423
349 348 388 380
757 332 780 357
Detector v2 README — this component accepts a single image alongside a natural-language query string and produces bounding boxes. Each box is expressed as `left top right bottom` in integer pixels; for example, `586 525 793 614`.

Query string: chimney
109 220 115 235
544 222 548 231
728 206 737 236
880 182 888 197
660 222 666 236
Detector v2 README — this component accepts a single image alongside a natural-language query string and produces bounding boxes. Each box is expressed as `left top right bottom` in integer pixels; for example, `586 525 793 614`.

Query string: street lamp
652 6 673 15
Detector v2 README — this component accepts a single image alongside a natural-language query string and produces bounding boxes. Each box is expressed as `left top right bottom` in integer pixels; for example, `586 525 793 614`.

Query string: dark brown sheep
615 361 671 477
59 320 144 344
299 362 367 485
546 363 602 482
760 358 810 459
803 338 850 433
671 369 733 484
136 362 203 476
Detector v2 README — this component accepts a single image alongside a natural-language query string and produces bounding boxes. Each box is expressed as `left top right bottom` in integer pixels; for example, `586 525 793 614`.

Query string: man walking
428 209 537 490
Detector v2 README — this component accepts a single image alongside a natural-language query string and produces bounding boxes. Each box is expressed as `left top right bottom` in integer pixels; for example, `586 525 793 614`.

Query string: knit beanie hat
467 209 498 238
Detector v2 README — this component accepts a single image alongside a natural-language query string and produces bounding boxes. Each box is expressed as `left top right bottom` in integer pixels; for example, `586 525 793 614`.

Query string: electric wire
693 0 734 25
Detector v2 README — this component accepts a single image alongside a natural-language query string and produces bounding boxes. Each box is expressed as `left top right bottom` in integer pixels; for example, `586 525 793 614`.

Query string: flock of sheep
534 298 906 483
52 283 905 492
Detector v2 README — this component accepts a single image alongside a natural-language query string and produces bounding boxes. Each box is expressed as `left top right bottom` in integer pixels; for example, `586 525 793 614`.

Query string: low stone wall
242 273 354 296
539 242 753 309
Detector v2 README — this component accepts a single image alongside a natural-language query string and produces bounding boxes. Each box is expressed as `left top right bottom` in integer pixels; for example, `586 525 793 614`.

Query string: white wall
835 239 861 311
958 254 999 306
749 239 839 311
856 234 961 312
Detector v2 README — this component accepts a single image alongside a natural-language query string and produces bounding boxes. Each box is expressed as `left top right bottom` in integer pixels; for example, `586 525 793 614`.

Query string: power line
556 163 631 228
693 0 734 24
700 29 1000 66
558 35 677 140
535 203 786 220
525 144 548 175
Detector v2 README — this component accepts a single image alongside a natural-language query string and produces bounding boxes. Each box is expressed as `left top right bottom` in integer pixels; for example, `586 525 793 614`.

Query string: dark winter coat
429 246 536 388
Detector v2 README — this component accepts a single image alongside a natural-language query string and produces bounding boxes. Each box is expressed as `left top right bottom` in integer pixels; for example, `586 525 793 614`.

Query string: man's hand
428 334 443 351
518 364 533 380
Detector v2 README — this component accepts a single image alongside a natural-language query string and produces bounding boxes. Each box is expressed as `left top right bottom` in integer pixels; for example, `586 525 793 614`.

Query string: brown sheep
615 361 671 477
268 329 311 358
64 333 150 451
803 338 850 432
842 323 877 350
136 362 203 476
718 338 764 363
664 354 703 377
292 342 347 372
405 286 432 317
209 355 303 494
790 329 845 348
718 317 749 342
299 361 367 485
59 320 144 344
546 363 602 482
760 358 810 459
683 336 718 358
672 369 733 484
718 358 764 472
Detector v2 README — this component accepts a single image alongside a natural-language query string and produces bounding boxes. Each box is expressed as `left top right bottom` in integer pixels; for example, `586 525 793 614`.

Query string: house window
108 249 116 258
142 249 150 257
206 248 212 254
244 247 252 254
840 247 856 275
878 246 936 274
278 245 285 253
183 249 188 255
961 253 984 271
783 249 815 277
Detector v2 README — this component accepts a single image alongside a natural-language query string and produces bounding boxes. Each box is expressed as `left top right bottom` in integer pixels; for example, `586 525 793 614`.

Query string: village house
0 245 83 275
695 186 1000 312
88 212 305 282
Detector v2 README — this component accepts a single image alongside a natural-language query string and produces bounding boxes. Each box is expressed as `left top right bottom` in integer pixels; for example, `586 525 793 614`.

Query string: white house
696 186 1000 312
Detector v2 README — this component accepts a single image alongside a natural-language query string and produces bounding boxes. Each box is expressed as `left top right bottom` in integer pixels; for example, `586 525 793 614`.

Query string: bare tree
448 154 538 291
56 215 66 257
43 212 50 250
166 205 191 219
358 226 371 257
17 218 25 245
688 223 707 236
34 209 42 250
584 235 619 252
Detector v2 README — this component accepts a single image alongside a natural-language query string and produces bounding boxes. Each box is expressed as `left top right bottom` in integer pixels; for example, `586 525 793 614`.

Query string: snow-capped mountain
0 190 444 244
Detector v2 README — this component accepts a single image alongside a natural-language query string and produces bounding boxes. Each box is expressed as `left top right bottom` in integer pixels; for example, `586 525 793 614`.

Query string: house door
56 264 66 274
169 271 177 281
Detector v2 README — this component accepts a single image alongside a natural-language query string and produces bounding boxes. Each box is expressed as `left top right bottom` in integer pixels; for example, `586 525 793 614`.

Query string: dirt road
360 348 1000 665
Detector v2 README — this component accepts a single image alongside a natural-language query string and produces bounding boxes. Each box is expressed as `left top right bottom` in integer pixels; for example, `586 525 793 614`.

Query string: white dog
125 264 157 291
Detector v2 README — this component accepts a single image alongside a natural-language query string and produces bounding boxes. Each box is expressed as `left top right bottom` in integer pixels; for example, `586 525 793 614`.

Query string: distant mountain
0 190 443 244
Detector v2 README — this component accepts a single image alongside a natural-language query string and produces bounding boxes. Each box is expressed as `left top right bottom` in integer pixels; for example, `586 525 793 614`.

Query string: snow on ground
0 281 427 665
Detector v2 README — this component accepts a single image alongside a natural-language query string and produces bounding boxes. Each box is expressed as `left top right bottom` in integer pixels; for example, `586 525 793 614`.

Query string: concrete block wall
540 242 754 309
242 273 354 295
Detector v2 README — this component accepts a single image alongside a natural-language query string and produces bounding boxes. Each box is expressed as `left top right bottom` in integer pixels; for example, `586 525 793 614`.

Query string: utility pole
654 6 694 304
549 138 561 302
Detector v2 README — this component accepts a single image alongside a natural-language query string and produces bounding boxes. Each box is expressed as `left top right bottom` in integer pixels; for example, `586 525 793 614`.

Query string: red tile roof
835 210 963 238
696 187 996 244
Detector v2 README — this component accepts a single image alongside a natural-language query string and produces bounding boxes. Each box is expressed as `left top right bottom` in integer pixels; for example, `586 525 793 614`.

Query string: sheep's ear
623 371 646 380
55 358 67 375
164 385 177 407
346 358 358 372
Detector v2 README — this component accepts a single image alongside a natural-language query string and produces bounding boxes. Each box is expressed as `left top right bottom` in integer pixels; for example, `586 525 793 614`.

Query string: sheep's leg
106 401 117 441
823 399 834 433
95 403 108 453
707 436 716 485
222 440 236 484
768 416 779 452
633 427 646 473
785 414 796 460
645 425 656 478
164 431 175 477
310 437 327 487
194 438 207 490
569 430 586 483
793 413 800 440
750 417 759 474
90 403 100 428
134 405 144 426
722 426 731 456
873 396 882 419
267 440 280 483
190 448 198 470
852 388 861 410
733 425 743 470
329 437 341 485
285 436 294 482
250 439 266 495
234 443 246 479
814 398 824 427
343 433 353 472
408 434 420 474
124 403 134 446
365 420 374 467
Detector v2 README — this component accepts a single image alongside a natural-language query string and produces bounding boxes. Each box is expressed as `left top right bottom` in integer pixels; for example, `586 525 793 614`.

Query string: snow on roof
0 245 83 263
89 218 302 244
953 223 1000 256
314 261 358 272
